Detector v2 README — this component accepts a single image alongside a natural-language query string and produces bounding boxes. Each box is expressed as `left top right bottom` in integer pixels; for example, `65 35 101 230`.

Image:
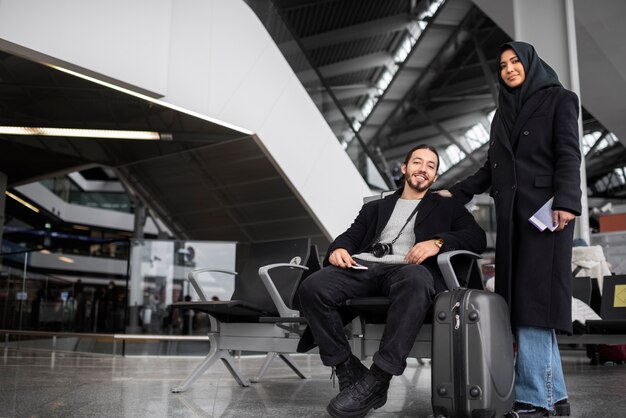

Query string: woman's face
500 48 525 89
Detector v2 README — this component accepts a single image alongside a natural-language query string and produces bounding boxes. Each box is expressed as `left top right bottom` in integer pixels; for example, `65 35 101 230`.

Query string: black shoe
554 399 571 416
506 402 550 417
333 354 368 392
326 372 389 418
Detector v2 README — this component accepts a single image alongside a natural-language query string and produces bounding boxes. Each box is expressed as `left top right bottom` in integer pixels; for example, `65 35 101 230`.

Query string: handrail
1 329 113 339
1 329 211 357
1 329 210 341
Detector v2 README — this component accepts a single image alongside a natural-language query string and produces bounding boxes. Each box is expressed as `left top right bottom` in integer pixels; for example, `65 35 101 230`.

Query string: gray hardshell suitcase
431 288 515 418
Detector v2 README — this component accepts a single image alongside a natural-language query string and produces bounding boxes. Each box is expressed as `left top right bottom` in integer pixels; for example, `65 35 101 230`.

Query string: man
298 144 486 418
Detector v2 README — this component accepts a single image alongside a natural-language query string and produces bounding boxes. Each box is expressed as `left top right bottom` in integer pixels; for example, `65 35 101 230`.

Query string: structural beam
473 36 499 102
415 107 481 167
298 52 393 84
280 14 412 55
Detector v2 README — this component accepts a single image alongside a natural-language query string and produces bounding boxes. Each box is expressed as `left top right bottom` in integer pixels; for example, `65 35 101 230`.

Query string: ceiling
270 0 626 195
0 50 329 248
1 0 625 252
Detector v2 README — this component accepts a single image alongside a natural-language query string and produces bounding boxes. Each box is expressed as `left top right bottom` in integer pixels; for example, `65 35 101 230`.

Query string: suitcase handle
437 250 482 290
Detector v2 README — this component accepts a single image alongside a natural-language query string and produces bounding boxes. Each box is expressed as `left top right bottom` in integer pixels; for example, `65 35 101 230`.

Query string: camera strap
380 202 420 246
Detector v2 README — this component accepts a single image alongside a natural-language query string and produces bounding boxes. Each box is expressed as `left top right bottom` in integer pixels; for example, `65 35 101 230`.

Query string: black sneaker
326 372 389 418
554 399 571 416
506 402 550 417
333 354 368 392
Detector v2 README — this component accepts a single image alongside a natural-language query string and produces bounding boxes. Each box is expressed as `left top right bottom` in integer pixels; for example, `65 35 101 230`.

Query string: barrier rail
1 329 209 356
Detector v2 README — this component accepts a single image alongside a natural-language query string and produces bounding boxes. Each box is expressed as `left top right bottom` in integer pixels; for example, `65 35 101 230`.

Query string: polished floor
1 347 625 417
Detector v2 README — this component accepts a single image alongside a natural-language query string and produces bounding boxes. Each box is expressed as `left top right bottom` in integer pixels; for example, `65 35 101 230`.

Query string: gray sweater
354 198 421 264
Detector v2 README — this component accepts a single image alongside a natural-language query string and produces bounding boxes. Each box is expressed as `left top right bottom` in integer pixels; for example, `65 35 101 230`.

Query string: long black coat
326 189 487 293
450 86 581 333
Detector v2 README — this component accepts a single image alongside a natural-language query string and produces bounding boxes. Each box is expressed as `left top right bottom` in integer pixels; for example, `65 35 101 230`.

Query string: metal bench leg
251 352 278 383
251 352 310 383
220 353 251 387
171 334 250 393
278 353 310 379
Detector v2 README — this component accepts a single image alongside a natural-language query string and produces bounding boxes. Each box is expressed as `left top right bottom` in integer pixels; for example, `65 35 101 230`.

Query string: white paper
350 263 368 270
529 197 557 232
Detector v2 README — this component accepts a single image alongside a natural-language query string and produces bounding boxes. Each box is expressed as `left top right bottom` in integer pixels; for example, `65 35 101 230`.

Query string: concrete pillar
127 201 148 333
512 0 590 244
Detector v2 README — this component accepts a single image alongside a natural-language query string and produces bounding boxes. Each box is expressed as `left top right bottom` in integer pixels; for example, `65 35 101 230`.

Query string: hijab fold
498 41 562 137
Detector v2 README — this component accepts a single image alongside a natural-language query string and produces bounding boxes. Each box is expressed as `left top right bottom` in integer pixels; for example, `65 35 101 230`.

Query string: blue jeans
515 326 568 411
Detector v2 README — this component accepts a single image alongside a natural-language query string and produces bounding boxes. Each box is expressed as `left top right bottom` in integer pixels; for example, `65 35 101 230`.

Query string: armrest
258 263 309 318
437 250 482 290
187 268 237 301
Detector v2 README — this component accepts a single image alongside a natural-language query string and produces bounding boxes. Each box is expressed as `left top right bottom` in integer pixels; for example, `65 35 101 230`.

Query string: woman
441 41 581 417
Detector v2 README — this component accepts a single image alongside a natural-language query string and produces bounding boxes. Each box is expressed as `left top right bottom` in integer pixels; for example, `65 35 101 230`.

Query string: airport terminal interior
1 0 626 417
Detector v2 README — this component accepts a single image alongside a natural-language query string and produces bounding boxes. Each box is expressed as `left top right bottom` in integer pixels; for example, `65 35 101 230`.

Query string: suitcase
431 288 515 418
588 344 626 365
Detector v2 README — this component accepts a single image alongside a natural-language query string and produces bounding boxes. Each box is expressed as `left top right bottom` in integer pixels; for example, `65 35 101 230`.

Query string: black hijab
497 41 562 136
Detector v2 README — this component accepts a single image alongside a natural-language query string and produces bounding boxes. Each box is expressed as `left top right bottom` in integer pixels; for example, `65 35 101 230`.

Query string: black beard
404 172 434 193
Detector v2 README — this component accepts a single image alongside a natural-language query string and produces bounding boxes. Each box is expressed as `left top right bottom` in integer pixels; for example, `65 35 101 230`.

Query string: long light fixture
49 64 254 136
0 126 161 140
5 191 40 213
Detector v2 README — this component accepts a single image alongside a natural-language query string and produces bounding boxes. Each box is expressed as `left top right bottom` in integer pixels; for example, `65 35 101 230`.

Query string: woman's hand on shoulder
436 189 453 198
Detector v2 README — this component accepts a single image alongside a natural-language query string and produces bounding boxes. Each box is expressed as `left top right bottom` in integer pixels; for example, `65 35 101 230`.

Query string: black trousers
298 260 436 376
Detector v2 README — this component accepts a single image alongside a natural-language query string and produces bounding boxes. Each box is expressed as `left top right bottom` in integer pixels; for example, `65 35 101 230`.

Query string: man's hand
404 240 441 264
553 209 576 232
328 248 357 269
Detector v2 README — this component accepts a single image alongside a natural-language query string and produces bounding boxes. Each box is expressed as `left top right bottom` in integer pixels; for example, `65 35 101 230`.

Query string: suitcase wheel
471 408 495 418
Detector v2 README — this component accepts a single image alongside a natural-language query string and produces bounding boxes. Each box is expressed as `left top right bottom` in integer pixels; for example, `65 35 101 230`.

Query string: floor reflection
0 348 625 417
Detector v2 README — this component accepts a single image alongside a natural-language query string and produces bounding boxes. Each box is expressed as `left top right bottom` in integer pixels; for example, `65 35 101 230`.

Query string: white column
512 0 589 243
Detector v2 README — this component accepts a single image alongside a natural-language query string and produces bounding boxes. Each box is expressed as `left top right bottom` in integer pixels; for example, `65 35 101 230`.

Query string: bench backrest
232 238 312 315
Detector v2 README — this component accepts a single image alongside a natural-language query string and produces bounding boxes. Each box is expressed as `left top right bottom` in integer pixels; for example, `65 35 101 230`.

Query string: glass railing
0 239 237 338
0 247 127 334
2 232 130 261
40 176 133 213
244 0 394 190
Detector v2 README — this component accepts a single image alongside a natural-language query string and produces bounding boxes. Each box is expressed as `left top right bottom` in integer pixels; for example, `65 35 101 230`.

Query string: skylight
340 0 447 146
594 166 626 193
437 109 494 176
582 131 620 155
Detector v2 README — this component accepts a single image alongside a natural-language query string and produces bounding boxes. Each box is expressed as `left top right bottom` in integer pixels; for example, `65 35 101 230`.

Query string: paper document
350 263 368 270
529 197 557 232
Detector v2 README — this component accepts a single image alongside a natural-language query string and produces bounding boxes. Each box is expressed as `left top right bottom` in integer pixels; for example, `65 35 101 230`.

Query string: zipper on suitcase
451 290 468 417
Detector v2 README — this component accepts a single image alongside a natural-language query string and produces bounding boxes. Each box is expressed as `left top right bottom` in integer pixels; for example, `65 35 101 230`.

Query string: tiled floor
1 347 625 417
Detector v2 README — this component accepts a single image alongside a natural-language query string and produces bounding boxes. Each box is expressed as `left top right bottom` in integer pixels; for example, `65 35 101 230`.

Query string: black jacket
296 189 486 353
326 188 487 292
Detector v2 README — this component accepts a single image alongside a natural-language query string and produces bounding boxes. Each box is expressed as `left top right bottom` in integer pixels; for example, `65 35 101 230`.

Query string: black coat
450 86 581 333
326 189 487 293
296 189 486 353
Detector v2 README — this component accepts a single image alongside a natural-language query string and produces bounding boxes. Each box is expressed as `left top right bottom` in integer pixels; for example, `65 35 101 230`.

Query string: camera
371 242 393 258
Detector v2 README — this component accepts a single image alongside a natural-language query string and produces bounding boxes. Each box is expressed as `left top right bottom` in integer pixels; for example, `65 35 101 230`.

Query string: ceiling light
0 126 161 140
5 191 40 213
49 64 254 136
58 256 75 264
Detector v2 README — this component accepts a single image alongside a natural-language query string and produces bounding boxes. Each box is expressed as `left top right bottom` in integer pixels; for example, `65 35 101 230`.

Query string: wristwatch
433 238 444 249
